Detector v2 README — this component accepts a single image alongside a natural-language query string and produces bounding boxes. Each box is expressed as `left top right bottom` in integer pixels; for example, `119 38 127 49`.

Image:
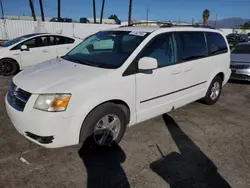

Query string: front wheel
202 76 222 105
80 103 128 147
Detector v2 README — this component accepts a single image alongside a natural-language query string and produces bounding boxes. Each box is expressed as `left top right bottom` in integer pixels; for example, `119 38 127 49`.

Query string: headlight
34 94 71 112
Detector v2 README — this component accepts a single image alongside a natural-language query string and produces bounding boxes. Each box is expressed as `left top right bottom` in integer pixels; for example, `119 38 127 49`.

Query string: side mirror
21 45 28 51
138 57 158 71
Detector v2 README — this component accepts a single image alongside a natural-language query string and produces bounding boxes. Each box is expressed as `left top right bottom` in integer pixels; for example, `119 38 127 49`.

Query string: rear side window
206 32 228 55
175 32 207 62
49 36 75 45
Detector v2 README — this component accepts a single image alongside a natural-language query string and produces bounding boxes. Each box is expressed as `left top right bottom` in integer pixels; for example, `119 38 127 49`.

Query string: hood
0 46 6 54
231 54 250 63
13 58 113 93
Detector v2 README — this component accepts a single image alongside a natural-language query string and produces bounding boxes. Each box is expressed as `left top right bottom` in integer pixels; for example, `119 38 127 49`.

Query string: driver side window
139 33 176 68
12 38 38 50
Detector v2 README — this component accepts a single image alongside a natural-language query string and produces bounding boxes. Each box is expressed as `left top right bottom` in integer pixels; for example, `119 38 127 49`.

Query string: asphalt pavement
0 76 249 188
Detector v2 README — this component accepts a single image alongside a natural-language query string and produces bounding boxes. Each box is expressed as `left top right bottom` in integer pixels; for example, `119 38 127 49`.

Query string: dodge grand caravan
5 25 231 148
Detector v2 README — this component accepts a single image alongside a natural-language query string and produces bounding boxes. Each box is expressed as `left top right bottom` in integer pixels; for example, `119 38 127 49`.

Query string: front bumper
230 68 250 81
5 95 82 148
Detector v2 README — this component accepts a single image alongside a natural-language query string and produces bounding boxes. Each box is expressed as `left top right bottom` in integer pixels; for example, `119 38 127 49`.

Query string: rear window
175 32 207 61
205 32 228 55
231 45 250 54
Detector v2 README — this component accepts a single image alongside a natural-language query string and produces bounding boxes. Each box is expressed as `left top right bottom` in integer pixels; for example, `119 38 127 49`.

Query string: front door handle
172 69 181 75
43 49 49 53
184 67 192 72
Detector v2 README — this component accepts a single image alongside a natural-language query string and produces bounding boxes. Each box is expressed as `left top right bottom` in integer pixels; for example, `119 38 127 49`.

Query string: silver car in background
230 42 250 81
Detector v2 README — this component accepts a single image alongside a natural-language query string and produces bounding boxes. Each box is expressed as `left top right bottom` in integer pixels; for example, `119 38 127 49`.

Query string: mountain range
207 17 250 28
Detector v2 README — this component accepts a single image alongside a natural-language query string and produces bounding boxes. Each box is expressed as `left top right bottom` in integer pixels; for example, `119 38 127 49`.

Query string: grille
7 82 32 112
230 64 250 69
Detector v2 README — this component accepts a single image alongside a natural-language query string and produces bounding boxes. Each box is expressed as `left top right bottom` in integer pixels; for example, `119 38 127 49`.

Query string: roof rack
120 22 215 29
160 23 215 29
119 21 171 27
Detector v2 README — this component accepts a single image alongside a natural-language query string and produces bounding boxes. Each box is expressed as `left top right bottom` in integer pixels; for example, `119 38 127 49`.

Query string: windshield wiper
67 58 100 67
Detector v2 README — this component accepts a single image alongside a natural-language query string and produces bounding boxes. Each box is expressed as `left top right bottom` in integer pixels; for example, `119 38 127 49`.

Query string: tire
79 102 128 147
0 59 19 76
202 76 222 105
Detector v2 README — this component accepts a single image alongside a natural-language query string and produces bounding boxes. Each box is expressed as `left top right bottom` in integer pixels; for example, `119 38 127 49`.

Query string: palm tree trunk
39 0 45 21
93 0 96 23
0 0 4 19
100 0 105 24
29 0 37 21
58 0 61 19
128 0 132 24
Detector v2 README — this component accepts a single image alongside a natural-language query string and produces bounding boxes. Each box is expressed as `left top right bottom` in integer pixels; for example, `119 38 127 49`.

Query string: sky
1 0 250 22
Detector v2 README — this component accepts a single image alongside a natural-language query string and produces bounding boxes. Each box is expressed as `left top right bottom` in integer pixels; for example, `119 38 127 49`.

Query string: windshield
231 45 250 54
0 34 37 47
62 31 149 68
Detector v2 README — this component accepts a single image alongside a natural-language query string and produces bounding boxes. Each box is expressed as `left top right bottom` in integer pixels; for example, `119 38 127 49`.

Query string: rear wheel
0 59 19 76
202 76 222 105
80 103 128 147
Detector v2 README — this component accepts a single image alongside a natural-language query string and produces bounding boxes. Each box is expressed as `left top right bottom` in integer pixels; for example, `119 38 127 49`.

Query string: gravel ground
0 75 249 188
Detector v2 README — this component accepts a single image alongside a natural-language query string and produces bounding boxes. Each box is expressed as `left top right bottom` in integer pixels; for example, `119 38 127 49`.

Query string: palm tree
29 0 36 21
58 0 61 19
202 9 210 25
0 0 4 19
39 0 45 21
128 0 132 24
92 0 96 23
100 0 105 24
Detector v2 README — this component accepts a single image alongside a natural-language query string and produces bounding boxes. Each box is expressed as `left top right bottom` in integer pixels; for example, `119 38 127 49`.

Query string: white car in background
0 33 82 76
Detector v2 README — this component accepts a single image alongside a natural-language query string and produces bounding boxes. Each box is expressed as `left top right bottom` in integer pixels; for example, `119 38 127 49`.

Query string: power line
215 14 218 28
146 8 149 25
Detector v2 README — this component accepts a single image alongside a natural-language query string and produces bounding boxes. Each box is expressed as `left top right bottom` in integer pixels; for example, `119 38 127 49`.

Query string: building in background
4 15 52 21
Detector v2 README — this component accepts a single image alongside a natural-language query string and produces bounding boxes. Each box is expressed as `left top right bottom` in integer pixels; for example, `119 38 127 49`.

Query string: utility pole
146 8 149 25
178 16 181 24
39 0 45 21
93 0 96 23
192 18 194 25
215 14 218 28
128 0 132 25
29 0 37 21
100 0 105 24
0 0 4 19
58 0 61 19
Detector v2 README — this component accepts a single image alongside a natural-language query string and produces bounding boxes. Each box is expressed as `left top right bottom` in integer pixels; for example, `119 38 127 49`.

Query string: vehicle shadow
78 138 130 188
150 114 232 188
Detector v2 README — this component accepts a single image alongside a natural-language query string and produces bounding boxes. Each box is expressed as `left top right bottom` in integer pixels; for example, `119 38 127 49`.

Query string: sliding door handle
172 70 181 75
184 67 192 72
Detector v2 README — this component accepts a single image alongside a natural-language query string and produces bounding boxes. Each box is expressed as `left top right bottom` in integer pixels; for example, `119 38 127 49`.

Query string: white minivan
5 25 231 148
0 33 82 76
